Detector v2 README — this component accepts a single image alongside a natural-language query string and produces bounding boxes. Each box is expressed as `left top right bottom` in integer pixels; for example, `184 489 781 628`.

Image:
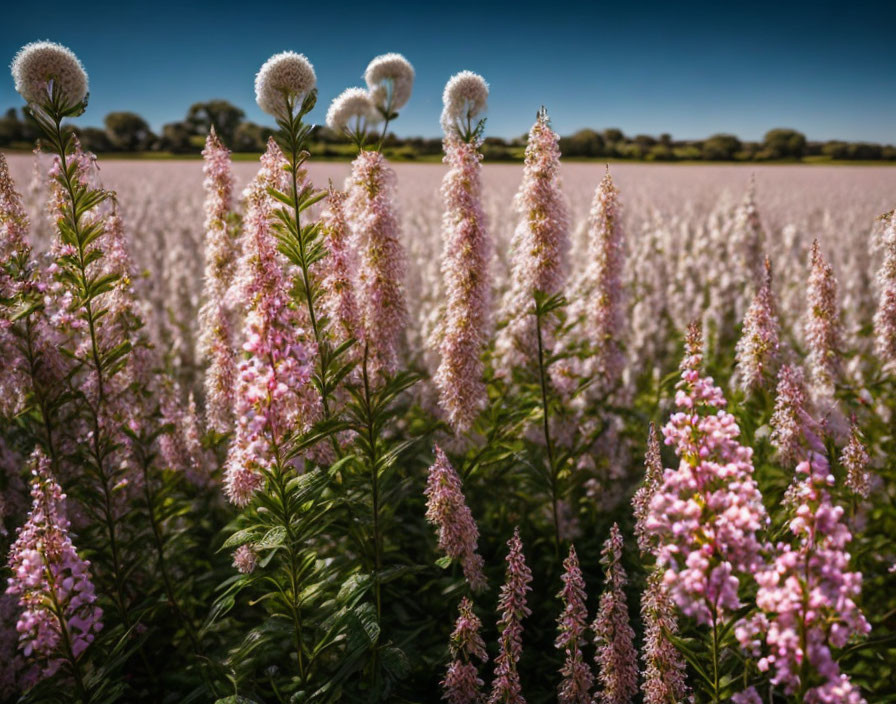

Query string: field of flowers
2 42 896 704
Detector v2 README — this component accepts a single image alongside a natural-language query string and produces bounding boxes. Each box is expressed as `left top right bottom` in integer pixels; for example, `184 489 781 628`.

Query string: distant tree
822 141 850 160
160 121 194 153
104 111 154 151
702 133 742 160
761 128 806 160
646 143 674 161
186 100 245 145
75 126 113 153
603 127 625 143
659 133 672 147
560 129 605 157
0 108 23 146
232 122 272 152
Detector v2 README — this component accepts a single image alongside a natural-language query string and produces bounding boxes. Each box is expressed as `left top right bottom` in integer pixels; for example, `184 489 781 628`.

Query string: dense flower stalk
645 323 768 624
318 187 361 347
841 421 871 498
730 176 765 288
5 451 103 681
496 108 569 371
555 545 593 704
874 214 896 371
346 149 407 375
579 168 625 390
442 597 488 704
592 523 637 704
632 423 663 555
224 141 319 506
639 569 690 704
434 135 491 431
424 446 486 592
771 365 812 467
488 527 533 704
737 427 869 701
198 127 239 433
805 240 842 400
735 256 780 392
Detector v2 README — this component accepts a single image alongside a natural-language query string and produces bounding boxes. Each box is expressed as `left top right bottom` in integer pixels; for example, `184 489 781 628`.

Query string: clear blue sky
2 0 894 142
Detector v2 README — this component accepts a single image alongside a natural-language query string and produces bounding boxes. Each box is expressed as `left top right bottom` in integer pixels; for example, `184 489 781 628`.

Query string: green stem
534 301 562 557
710 607 721 703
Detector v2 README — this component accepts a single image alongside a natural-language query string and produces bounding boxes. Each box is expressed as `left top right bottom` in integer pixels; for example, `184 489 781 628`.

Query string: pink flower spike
555 545 593 704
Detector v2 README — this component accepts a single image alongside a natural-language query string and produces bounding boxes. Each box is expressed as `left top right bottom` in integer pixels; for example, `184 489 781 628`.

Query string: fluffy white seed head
440 71 489 136
11 41 88 106
254 51 316 118
364 53 415 112
326 87 381 133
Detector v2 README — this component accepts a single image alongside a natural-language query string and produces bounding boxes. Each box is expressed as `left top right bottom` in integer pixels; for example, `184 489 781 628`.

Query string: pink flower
496 108 569 373
632 423 663 555
488 527 532 704
224 141 320 506
805 240 842 401
434 136 491 432
442 597 488 704
5 451 103 679
199 127 240 434
592 523 637 704
874 213 896 371
346 149 407 376
318 187 361 349
735 256 780 392
232 544 258 574
770 365 818 466
424 446 486 592
840 421 871 499
639 569 690 704
645 323 768 625
578 167 625 392
556 545 593 704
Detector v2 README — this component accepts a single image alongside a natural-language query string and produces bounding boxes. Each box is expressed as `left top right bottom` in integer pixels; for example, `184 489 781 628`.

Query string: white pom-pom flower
255 51 316 119
364 53 414 113
11 41 88 107
440 71 489 136
326 88 381 134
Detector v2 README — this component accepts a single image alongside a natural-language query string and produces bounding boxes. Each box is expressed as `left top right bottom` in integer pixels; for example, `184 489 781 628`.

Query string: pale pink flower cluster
555 545 593 704
579 168 625 391
873 213 896 371
805 240 842 400
737 446 869 701
5 451 103 678
639 569 690 704
488 527 532 704
318 188 361 348
198 128 239 433
346 149 407 375
735 257 780 392
496 109 569 372
435 136 491 431
632 423 662 554
224 142 319 506
442 596 488 704
232 544 259 574
645 324 768 624
840 421 871 499
424 445 486 592
592 523 637 704
770 365 814 466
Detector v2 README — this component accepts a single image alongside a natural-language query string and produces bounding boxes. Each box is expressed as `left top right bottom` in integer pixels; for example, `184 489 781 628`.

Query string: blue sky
2 0 894 142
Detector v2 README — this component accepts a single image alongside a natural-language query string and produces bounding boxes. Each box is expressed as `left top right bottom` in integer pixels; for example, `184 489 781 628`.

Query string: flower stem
534 300 562 557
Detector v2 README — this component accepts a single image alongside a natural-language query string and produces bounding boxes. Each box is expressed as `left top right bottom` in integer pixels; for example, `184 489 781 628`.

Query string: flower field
2 42 896 704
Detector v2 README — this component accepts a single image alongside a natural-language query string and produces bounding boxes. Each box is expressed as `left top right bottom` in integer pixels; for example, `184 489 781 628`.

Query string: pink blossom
592 523 637 704
770 365 817 466
434 136 491 432
805 240 842 400
424 445 486 592
496 108 569 372
5 451 103 679
645 323 768 625
488 527 532 704
874 214 896 371
232 544 258 574
841 421 871 498
632 423 663 555
735 256 780 392
346 149 407 376
198 128 240 433
442 597 488 704
318 187 361 348
639 568 690 704
555 545 593 704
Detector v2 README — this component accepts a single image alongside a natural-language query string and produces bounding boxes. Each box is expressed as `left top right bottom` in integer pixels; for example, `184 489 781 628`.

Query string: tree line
1 100 894 162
